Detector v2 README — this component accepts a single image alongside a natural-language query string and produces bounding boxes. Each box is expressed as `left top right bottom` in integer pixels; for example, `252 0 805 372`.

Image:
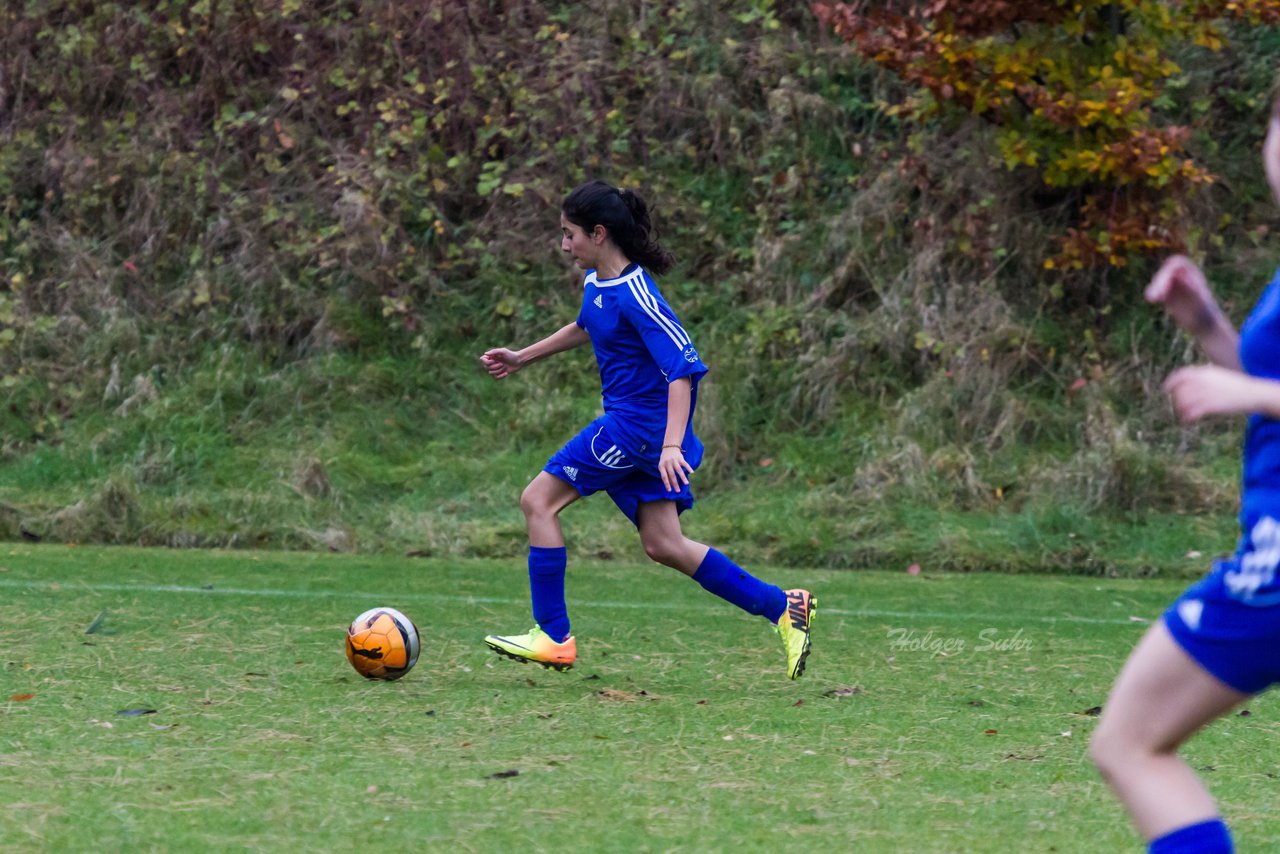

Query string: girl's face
1266 109 1280 207
560 214 604 270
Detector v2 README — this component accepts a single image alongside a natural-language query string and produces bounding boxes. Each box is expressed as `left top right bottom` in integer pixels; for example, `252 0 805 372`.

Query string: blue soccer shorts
1164 553 1280 695
544 416 694 525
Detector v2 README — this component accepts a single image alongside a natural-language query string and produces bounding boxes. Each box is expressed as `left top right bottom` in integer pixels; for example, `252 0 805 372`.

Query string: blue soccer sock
692 548 787 623
1149 818 1233 854
528 546 570 643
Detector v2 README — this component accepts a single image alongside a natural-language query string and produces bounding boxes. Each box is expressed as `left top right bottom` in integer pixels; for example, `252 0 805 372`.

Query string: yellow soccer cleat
775 589 816 680
484 625 577 672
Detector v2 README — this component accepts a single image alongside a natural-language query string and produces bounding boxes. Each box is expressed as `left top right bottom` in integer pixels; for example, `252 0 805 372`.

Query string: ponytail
561 180 675 275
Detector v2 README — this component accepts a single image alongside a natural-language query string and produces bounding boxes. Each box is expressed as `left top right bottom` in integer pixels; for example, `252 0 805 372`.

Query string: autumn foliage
814 0 1280 269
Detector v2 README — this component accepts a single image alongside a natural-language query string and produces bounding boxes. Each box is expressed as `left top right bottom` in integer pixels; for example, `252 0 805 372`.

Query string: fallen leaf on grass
117 709 157 716
487 769 519 779
823 687 862 698
596 688 653 702
1076 705 1103 717
1004 751 1043 761
793 699 804 707
983 729 998 735
9 693 34 702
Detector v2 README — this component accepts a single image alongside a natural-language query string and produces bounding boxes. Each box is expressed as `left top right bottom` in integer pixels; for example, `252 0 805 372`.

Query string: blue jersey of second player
575 264 708 467
1223 266 1280 602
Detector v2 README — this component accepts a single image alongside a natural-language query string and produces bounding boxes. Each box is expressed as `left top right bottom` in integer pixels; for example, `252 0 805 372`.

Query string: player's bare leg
636 500 813 679
520 471 581 547
1090 620 1247 841
635 499 709 575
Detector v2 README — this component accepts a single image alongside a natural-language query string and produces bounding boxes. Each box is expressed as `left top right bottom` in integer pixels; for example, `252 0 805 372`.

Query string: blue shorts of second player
1164 554 1280 695
544 416 694 525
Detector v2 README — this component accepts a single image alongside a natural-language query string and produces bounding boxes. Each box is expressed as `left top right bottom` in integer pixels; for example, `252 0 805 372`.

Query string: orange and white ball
344 607 421 681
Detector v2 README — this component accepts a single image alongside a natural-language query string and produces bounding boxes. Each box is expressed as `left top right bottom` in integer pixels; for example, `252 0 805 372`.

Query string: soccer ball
345 607 421 681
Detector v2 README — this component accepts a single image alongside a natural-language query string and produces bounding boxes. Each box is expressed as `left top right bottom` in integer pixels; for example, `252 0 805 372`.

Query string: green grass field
3 545 1278 852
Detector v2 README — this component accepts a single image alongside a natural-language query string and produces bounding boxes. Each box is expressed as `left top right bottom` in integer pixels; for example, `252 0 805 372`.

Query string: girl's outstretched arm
1164 365 1280 422
480 322 590 379
1145 255 1241 371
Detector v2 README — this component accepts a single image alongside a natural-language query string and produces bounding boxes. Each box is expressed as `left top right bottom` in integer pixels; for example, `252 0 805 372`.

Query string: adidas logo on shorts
561 465 579 482
1177 598 1204 632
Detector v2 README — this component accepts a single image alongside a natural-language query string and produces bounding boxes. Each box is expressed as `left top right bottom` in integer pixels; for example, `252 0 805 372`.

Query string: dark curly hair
561 180 675 275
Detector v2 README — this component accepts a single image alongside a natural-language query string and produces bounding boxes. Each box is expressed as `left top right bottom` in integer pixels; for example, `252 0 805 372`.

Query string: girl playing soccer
1089 96 1280 854
479 180 815 680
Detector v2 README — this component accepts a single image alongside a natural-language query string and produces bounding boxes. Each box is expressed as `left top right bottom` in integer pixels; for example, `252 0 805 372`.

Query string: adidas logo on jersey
561 465 579 482
593 294 603 309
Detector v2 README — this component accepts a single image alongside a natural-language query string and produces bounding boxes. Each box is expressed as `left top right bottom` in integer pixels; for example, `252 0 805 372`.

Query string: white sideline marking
0 578 1145 627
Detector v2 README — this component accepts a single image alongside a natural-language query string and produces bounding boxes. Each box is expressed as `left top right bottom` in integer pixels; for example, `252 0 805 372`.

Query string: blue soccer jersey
575 264 708 468
1221 267 1280 602
1240 269 1280 524
1162 266 1280 691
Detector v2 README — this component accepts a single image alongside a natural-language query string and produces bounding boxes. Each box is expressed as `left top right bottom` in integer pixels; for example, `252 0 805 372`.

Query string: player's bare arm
1164 366 1280 423
1144 255 1241 371
480 322 590 379
658 377 695 493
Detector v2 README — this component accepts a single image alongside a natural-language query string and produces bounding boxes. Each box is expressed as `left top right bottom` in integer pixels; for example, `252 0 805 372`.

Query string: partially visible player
479 180 815 679
1089 95 1280 854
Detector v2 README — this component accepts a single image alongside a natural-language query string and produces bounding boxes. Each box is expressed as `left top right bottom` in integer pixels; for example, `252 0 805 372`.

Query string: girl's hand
480 348 522 379
1163 365 1270 422
1144 255 1220 335
658 446 693 492
1265 100 1280 206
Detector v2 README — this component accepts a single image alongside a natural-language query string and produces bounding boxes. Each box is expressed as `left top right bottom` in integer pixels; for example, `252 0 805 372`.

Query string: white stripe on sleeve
626 274 690 347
